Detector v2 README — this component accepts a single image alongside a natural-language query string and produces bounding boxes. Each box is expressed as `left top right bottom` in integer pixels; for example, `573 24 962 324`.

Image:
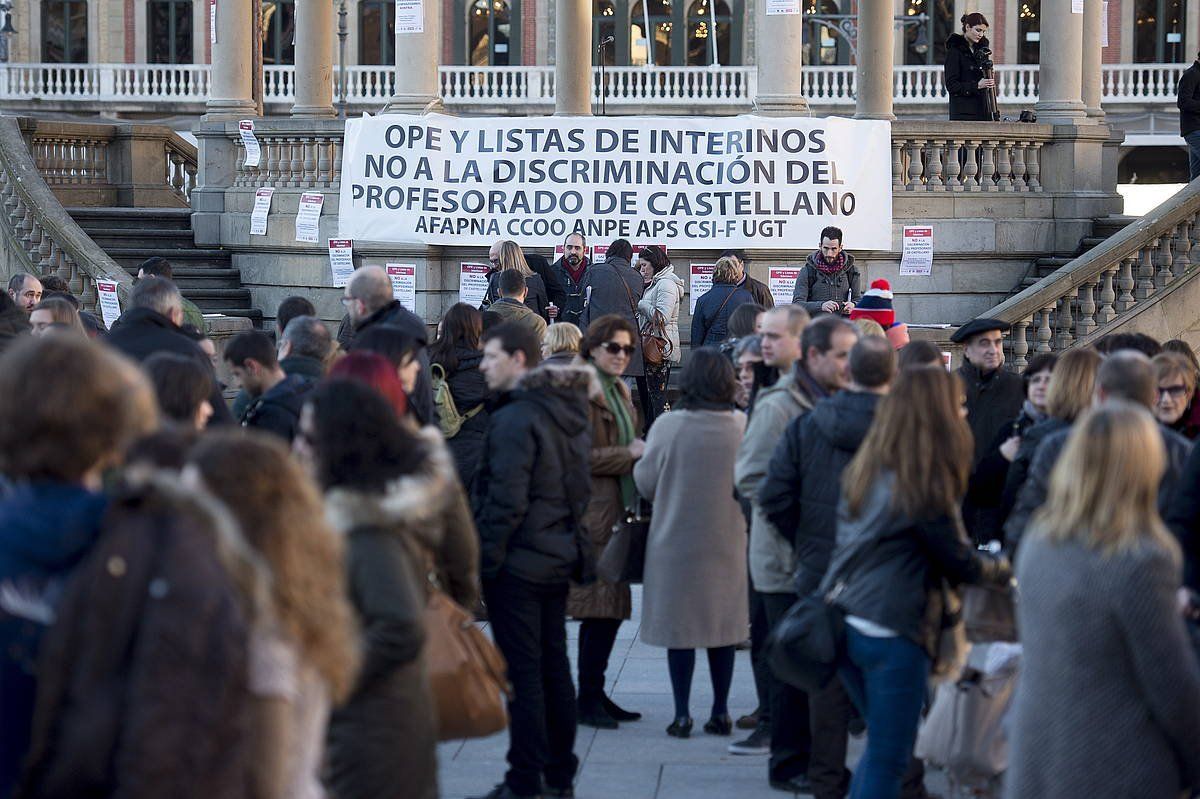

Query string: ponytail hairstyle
961 12 989 31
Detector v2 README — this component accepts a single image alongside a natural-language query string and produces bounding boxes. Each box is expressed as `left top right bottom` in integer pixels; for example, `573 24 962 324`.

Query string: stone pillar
754 3 808 113
1082 0 1105 120
555 0 591 115
204 0 255 119
292 0 335 118
386 0 443 112
855 0 895 120
1035 0 1086 124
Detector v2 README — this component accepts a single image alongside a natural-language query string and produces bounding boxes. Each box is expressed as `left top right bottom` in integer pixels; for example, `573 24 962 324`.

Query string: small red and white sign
96 279 121 329
238 120 260 168
387 263 417 310
689 263 716 315
295 192 324 243
459 262 490 308
328 239 354 287
768 267 803 308
900 226 934 276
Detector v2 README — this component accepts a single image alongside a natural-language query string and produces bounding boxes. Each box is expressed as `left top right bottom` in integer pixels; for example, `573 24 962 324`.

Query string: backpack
431 363 483 438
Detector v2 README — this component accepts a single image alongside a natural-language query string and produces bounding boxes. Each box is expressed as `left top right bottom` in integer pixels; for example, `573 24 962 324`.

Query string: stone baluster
1135 242 1157 299
185 161 197 199
77 261 96 310
1055 288 1076 349
333 140 344 186
1116 256 1137 311
94 141 107 184
996 143 1013 191
905 140 924 191
963 140 981 192
1076 280 1098 337
944 139 962 191
1156 232 1175 287
1011 143 1027 191
1176 219 1193 276
265 138 281 186
302 138 317 185
17 205 34 250
891 138 904 191
980 141 997 191
1011 319 1031 371
1097 264 1118 323
1035 306 1055 352
925 140 944 192
289 138 303 188
36 223 52 271
1026 143 1043 191
170 152 185 194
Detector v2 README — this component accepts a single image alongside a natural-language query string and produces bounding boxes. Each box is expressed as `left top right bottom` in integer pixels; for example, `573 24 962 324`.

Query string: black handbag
766 592 846 693
597 504 649 584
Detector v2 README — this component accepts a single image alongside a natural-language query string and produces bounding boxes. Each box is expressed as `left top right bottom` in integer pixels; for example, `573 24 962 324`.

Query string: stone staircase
67 207 263 327
1015 215 1138 293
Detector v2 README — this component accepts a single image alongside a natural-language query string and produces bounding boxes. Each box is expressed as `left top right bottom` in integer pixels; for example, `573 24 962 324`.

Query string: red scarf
564 257 587 285
815 251 847 276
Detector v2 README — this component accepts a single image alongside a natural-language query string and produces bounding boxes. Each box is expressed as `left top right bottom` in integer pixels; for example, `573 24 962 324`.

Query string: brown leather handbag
640 309 672 367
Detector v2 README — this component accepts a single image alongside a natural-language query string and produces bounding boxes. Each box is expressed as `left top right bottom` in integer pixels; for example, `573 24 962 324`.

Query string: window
903 0 953 65
148 0 193 63
594 0 616 66
630 0 671 66
1018 1 1039 65
262 0 294 65
468 0 513 66
42 0 87 62
1135 0 1186 63
803 0 844 66
359 0 394 64
685 0 729 65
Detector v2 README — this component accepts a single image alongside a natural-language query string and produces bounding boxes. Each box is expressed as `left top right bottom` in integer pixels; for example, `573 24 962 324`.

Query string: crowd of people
2 227 1200 799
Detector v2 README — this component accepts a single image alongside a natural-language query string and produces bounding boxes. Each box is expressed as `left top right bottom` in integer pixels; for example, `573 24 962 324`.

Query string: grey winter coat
735 367 825 594
790 252 862 315
1007 536 1200 799
580 256 645 378
634 408 748 649
636 265 684 365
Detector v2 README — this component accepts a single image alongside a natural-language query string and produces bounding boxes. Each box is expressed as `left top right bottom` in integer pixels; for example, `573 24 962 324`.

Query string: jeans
761 592 812 782
643 362 672 427
839 628 931 799
483 572 579 796
1188 130 1200 181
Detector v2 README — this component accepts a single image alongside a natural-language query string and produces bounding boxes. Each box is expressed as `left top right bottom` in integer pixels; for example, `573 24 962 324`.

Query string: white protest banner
396 0 423 33
459 262 490 307
387 263 417 309
96 279 121 329
250 187 274 235
768 267 802 307
899 226 934 276
339 113 893 250
689 263 715 314
239 120 261 168
328 239 354 287
295 192 324 242
766 0 801 13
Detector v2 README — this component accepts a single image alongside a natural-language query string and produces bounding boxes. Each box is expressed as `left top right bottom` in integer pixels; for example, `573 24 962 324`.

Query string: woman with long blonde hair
187 430 361 799
824 366 1010 799
484 239 551 320
1006 402 1200 798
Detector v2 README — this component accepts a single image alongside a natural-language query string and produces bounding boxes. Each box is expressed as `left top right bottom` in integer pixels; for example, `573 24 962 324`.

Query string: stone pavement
438 587 951 799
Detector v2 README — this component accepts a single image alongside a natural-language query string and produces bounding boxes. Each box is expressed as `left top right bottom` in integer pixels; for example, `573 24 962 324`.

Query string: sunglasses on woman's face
602 341 636 356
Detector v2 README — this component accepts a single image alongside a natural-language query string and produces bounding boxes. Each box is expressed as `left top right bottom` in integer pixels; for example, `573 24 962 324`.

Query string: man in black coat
471 322 592 799
105 276 232 425
339 265 436 425
1177 51 1200 180
757 336 894 799
549 231 590 328
224 330 312 442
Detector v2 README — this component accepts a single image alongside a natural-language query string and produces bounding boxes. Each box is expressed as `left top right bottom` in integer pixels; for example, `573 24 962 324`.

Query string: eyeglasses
1159 384 1190 399
602 342 636 356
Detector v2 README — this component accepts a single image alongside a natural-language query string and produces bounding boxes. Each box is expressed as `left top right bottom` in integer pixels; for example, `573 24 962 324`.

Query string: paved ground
439 587 952 798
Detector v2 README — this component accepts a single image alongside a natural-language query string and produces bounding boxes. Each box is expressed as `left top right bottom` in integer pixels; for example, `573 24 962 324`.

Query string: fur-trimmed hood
323 425 458 553
511 363 592 438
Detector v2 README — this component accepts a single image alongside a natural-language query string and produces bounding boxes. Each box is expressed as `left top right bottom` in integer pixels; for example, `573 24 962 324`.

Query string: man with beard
550 231 589 327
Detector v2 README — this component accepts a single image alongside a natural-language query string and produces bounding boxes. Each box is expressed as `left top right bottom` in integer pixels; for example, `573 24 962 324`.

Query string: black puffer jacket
473 364 593 585
823 473 1008 653
439 347 491 486
759 391 881 596
964 404 1049 543
999 416 1070 521
945 33 991 121
239 373 312 442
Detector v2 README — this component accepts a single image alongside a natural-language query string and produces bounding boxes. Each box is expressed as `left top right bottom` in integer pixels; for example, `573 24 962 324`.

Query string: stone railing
891 121 1052 194
0 116 133 311
230 120 343 190
164 131 199 202
988 180 1200 370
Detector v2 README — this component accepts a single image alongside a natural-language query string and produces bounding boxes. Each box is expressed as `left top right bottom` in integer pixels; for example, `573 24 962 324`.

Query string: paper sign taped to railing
768 267 802 307
689 264 715 315
396 0 424 33
387 263 417 309
96 280 121 329
766 0 801 13
338 113 893 249
328 239 354 287
239 120 261 168
1071 0 1083 12
250 187 274 235
459 262 490 308
900 226 934 276
295 192 324 243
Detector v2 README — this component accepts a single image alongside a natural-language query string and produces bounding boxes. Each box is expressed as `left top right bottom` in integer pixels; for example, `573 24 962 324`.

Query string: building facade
9 0 1197 70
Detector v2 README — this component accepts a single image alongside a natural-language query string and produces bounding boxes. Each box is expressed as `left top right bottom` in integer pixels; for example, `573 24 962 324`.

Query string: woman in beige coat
634 348 748 738
567 314 645 730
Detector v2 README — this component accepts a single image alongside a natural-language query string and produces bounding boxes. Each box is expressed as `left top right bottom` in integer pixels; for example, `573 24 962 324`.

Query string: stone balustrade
231 123 343 191
891 122 1051 194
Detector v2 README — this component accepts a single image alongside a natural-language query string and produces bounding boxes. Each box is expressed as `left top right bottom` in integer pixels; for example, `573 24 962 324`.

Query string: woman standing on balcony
945 12 995 121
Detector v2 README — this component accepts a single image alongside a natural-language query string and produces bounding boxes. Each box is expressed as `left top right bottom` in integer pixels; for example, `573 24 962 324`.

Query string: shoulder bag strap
615 264 638 317
701 285 738 343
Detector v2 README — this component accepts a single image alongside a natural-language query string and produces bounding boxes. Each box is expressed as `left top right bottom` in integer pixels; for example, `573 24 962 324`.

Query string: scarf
815 250 847 276
598 370 638 510
564 257 587 286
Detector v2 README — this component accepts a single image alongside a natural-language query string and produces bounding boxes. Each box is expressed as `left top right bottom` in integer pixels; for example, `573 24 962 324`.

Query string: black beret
950 317 1011 344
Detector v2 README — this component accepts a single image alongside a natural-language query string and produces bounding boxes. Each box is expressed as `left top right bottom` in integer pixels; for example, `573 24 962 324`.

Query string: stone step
106 247 232 271
1092 215 1136 238
83 228 200 250
117 265 244 290
186 288 254 311
67 206 193 230
207 308 264 327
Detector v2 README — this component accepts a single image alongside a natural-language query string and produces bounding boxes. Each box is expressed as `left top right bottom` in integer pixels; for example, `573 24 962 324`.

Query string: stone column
292 0 335 117
555 0 591 115
386 0 443 112
754 3 808 113
855 0 895 120
204 0 256 119
1082 0 1105 120
1035 0 1086 124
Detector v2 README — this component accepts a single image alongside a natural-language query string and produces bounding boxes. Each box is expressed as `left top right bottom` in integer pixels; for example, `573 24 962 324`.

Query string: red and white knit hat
850 279 895 329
